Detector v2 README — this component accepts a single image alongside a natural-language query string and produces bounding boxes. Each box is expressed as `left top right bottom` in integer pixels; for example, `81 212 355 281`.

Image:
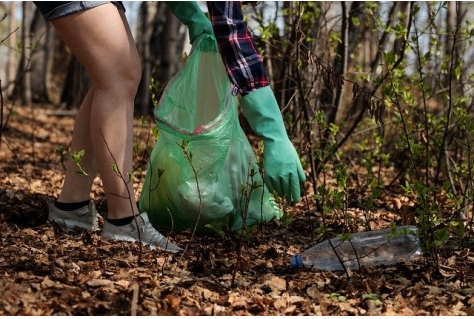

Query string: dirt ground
1 104 473 315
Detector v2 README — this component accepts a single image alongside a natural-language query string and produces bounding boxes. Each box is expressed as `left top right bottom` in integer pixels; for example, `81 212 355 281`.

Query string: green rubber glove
164 1 213 44
240 86 306 203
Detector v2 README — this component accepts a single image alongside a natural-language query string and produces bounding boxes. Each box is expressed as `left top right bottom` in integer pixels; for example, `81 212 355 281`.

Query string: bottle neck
290 254 303 269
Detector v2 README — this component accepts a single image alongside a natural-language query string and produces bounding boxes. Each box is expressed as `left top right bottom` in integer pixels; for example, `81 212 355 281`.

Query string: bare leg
58 88 97 203
51 4 141 219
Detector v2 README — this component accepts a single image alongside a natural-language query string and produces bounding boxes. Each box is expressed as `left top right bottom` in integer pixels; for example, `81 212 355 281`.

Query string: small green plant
240 223 258 242
362 293 383 306
433 228 450 248
230 158 265 288
314 224 334 240
449 221 465 246
70 149 87 175
205 219 229 238
56 145 67 170
176 139 204 254
324 293 346 302
280 212 293 228
238 159 264 238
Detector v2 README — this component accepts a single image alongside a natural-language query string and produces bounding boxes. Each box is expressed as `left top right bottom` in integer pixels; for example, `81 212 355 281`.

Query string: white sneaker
102 212 181 253
49 200 99 232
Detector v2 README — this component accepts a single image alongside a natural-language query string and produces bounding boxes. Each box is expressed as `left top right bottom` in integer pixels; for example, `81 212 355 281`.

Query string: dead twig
0 26 19 46
100 129 143 262
131 282 139 316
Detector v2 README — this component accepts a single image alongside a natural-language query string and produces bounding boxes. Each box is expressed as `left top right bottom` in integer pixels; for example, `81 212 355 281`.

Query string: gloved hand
164 1 213 44
240 86 306 203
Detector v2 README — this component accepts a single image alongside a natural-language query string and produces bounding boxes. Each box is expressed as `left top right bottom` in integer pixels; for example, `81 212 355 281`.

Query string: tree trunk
16 1 32 105
29 7 54 103
135 2 186 116
324 1 349 126
60 57 91 109
154 7 183 86
6 1 18 98
135 1 155 116
445 2 456 63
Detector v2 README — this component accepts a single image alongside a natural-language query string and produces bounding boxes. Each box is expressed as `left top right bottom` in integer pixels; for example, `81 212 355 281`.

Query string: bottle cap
290 254 302 269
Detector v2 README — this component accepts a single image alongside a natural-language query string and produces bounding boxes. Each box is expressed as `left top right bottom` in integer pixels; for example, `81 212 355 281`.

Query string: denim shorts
34 1 125 21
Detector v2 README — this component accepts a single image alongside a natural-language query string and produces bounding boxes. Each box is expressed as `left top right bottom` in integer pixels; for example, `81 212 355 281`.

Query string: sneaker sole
102 232 181 252
102 233 138 243
49 216 98 232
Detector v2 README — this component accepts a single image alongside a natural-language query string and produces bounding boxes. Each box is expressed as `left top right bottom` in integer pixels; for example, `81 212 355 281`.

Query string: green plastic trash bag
139 34 282 232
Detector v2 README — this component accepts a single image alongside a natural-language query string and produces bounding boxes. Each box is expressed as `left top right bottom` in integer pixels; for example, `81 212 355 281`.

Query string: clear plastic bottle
290 225 422 271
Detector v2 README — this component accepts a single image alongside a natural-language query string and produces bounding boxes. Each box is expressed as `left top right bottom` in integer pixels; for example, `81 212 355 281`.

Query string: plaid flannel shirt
207 1 269 96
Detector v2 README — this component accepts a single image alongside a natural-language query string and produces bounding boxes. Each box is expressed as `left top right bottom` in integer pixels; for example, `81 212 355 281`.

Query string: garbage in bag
139 34 282 232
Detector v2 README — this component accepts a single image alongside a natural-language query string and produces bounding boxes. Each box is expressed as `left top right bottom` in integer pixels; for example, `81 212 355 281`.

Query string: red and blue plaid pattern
207 1 269 96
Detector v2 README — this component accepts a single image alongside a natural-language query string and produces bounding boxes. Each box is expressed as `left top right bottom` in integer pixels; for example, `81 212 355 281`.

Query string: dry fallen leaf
0 105 472 316
87 279 113 287
114 280 131 289
41 276 60 289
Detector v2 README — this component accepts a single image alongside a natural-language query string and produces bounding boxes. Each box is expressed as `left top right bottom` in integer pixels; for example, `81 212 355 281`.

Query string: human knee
95 58 141 97
120 61 142 96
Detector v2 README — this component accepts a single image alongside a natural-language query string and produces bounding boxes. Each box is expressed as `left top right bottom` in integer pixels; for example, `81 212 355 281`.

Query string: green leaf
71 149 85 164
111 163 119 175
433 228 450 247
383 51 395 65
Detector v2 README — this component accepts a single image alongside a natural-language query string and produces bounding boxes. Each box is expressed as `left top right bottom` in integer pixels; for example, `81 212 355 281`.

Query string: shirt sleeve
206 1 269 96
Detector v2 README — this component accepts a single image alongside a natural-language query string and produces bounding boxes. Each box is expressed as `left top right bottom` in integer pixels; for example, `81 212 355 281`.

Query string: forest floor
1 104 474 315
